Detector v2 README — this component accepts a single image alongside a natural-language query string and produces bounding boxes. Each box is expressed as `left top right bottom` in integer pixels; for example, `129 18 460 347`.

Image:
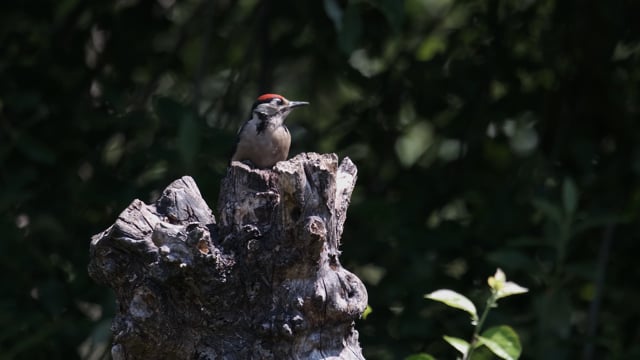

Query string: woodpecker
230 93 309 169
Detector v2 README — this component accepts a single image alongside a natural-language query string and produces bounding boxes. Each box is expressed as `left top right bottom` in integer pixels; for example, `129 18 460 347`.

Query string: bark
88 152 367 360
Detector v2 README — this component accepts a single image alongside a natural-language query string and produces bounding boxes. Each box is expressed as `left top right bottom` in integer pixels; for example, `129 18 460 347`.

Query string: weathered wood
88 152 367 359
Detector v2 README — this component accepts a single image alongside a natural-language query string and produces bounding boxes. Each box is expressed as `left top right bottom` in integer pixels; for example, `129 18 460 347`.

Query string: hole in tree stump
290 206 301 221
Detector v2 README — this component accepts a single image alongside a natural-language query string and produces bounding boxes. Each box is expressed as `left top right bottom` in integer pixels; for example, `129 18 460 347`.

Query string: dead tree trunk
88 153 367 359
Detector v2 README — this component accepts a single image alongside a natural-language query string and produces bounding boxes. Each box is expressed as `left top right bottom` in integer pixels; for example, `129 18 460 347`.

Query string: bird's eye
273 98 284 105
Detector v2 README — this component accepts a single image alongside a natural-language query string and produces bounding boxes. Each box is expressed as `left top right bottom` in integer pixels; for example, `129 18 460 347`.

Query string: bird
230 93 309 169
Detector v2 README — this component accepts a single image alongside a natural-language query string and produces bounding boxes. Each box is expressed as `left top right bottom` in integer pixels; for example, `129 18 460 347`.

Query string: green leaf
477 325 522 360
323 0 343 31
362 304 373 320
562 178 579 215
496 281 529 300
135 160 168 186
416 34 447 61
488 268 529 300
443 335 470 355
425 289 478 322
395 121 434 167
103 133 126 166
405 353 437 360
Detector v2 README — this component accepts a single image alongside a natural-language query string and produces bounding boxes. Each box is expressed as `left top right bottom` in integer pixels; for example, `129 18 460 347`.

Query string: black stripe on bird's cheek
256 112 268 133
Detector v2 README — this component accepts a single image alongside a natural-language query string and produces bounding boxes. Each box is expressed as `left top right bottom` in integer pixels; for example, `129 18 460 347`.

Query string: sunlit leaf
477 325 522 360
488 269 528 299
497 282 528 299
362 305 373 320
103 133 126 166
509 124 538 156
425 289 478 322
416 34 446 61
612 41 640 61
395 121 434 167
135 161 168 186
497 282 529 299
443 335 470 355
349 49 385 77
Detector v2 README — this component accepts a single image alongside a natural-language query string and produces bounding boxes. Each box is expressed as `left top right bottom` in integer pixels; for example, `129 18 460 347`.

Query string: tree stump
88 152 368 359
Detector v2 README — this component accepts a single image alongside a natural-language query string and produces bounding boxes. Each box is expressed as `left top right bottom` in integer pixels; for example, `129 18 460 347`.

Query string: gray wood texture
88 153 367 359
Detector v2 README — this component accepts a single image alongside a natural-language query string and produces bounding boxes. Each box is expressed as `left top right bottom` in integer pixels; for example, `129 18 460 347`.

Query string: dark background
2 0 639 359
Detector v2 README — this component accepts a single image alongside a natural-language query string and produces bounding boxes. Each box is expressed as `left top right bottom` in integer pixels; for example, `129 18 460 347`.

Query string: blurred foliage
1 0 639 359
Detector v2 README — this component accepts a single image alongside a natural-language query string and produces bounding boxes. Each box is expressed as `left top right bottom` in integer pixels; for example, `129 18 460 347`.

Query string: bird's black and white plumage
231 94 308 169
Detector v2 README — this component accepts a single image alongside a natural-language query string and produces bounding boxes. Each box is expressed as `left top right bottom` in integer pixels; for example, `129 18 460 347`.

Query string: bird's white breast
232 118 291 168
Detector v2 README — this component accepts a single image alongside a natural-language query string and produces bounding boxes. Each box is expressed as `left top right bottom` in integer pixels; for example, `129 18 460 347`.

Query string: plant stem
463 293 497 360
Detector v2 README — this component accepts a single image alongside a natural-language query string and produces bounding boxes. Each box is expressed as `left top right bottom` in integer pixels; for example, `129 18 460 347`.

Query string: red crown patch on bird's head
256 93 285 102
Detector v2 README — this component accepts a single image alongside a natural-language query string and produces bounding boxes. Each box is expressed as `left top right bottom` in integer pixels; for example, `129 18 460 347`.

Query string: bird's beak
287 101 309 109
